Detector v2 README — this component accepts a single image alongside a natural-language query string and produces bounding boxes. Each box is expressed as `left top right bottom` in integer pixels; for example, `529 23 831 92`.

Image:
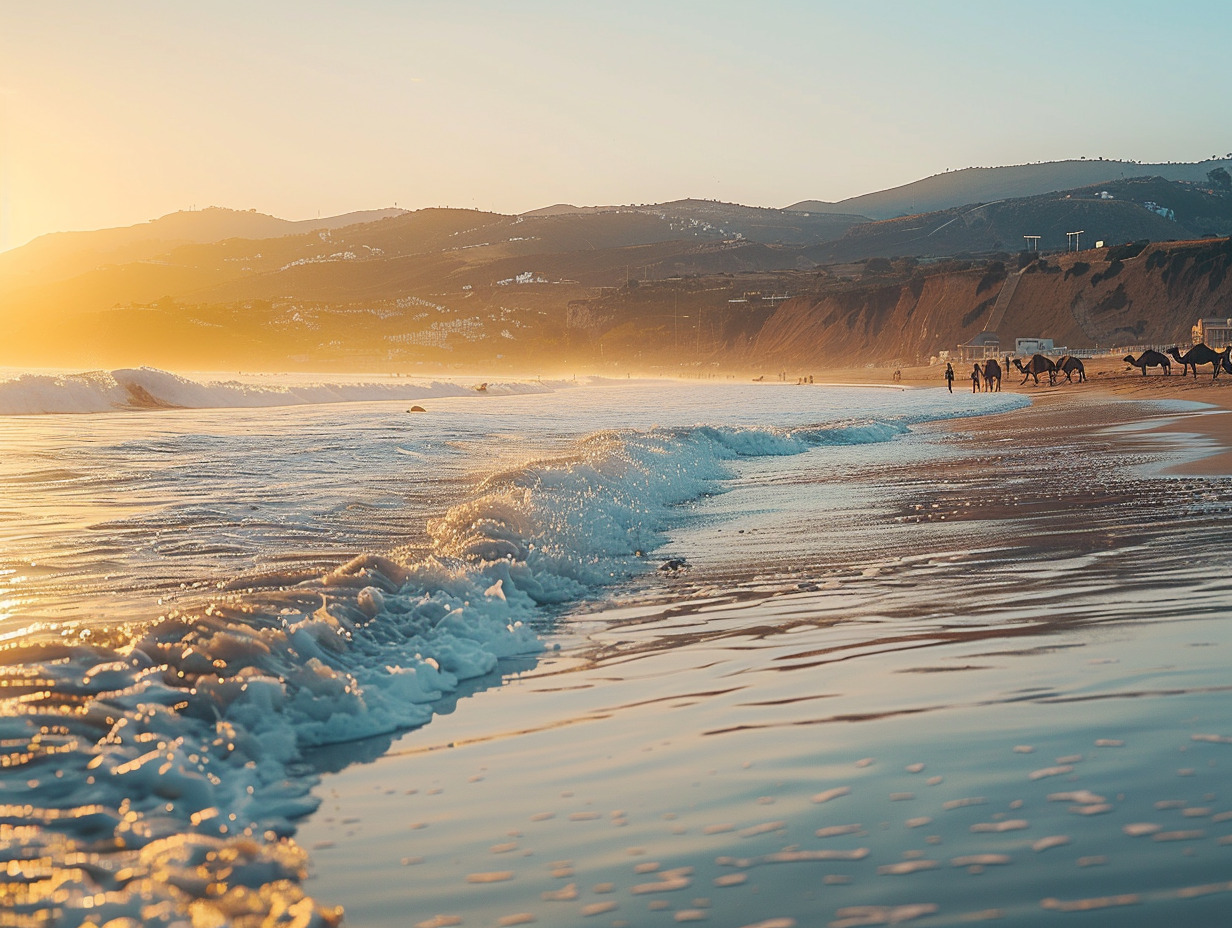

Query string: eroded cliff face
746 239 1232 367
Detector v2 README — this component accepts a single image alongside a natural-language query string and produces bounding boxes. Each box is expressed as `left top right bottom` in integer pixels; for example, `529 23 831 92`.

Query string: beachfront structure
957 331 1001 360
1015 337 1055 355
1191 318 1232 348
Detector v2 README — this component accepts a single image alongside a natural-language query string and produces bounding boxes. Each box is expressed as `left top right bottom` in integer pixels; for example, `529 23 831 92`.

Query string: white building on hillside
1015 337 1054 355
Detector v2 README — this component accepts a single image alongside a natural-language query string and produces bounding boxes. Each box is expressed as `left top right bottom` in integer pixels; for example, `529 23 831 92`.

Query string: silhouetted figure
971 363 982 393
1012 354 1058 385
1167 344 1228 379
1124 351 1171 375
1055 356 1087 383
944 362 954 393
982 358 1002 392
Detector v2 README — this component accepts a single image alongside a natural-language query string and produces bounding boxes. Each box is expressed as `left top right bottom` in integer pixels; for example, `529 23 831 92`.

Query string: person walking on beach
971 363 982 393
945 362 954 393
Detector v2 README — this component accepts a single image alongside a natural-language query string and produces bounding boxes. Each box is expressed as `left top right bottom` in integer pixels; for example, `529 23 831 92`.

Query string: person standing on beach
945 362 954 393
971 363 982 393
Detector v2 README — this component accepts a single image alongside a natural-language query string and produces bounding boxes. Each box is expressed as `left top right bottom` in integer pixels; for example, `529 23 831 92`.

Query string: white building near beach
1192 318 1232 347
1015 337 1054 355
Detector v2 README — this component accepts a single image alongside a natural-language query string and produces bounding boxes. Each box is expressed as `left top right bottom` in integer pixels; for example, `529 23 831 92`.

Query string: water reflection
296 399 1232 927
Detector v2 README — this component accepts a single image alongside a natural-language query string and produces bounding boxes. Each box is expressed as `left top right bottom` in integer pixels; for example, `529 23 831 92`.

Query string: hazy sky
2 1 1229 250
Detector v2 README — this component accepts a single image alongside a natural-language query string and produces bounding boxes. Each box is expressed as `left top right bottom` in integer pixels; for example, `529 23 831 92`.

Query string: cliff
740 238 1232 369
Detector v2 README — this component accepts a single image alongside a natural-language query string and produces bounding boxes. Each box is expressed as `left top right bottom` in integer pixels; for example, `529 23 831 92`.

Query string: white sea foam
0 366 554 414
0 401 1026 924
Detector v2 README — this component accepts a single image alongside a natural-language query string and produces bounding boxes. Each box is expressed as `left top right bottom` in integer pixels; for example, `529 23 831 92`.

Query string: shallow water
294 394 1232 927
5 373 1231 925
2 374 1037 926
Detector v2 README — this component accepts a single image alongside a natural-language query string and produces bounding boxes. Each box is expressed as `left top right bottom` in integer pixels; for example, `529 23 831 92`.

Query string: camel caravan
1119 343 1232 380
964 353 1087 390
1011 353 1087 386
972 342 1232 389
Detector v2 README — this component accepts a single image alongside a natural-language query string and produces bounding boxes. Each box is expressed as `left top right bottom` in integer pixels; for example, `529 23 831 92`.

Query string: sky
1 0 1230 251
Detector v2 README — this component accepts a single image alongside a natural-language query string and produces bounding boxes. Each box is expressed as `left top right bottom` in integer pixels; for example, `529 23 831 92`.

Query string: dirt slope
743 239 1232 368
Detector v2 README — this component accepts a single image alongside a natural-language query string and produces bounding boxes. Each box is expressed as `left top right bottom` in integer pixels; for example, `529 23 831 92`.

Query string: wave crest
0 416 915 923
0 367 554 415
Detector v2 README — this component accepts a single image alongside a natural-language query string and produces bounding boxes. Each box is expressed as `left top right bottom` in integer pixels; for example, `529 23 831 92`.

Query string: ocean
2 369 1231 927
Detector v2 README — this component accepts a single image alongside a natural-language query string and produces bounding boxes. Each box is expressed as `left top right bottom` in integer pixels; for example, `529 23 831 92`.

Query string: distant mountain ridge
519 198 869 245
0 206 407 288
789 158 1232 220
809 176 1232 261
2 157 1231 371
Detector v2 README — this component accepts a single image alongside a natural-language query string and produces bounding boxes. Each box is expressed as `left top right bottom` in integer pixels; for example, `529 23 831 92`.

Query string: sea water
294 388 1232 928
3 370 1230 927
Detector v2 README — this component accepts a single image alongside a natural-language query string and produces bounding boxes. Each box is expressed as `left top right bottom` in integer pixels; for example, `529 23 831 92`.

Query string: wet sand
294 378 1232 927
817 352 1232 476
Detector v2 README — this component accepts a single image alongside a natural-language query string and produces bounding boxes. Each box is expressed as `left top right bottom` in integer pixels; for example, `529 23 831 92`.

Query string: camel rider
944 362 954 393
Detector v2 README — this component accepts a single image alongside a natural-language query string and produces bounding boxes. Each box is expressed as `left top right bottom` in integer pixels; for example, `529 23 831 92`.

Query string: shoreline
292 384 1232 927
945 357 1232 477
750 353 1232 476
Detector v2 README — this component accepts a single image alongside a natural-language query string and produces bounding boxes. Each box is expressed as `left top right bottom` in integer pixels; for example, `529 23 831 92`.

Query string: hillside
0 206 407 290
567 238 1232 373
523 200 867 245
790 157 1232 220
3 158 1231 373
802 177 1232 262
3 230 1229 375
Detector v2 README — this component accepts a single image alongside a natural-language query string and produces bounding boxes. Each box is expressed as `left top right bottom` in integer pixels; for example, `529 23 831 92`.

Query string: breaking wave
0 367 553 415
0 415 949 924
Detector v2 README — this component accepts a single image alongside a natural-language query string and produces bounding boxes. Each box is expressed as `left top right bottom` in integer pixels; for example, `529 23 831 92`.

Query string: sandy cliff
743 239 1232 368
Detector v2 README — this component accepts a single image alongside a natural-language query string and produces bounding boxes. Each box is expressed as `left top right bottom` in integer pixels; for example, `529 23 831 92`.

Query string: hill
561 237 1232 374
2 158 1231 373
805 176 1232 261
523 199 867 245
0 206 407 290
790 158 1232 220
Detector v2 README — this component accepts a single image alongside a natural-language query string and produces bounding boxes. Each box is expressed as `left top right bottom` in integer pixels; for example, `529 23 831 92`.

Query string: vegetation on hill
788 157 1232 220
0 207 407 291
3 160 1231 374
809 177 1232 261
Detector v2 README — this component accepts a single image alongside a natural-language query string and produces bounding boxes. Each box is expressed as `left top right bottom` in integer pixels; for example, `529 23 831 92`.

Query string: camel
1123 350 1171 375
1167 343 1228 379
1012 354 1057 385
1055 355 1087 383
981 358 1002 392
1215 346 1231 377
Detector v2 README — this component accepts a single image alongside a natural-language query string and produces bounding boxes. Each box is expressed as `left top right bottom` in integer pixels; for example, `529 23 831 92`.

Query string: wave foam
0 416 919 923
0 367 553 415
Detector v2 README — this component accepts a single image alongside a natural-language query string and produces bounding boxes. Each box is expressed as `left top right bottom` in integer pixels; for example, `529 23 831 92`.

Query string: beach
3 366 1232 927
293 368 1232 927
9 5 1232 926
